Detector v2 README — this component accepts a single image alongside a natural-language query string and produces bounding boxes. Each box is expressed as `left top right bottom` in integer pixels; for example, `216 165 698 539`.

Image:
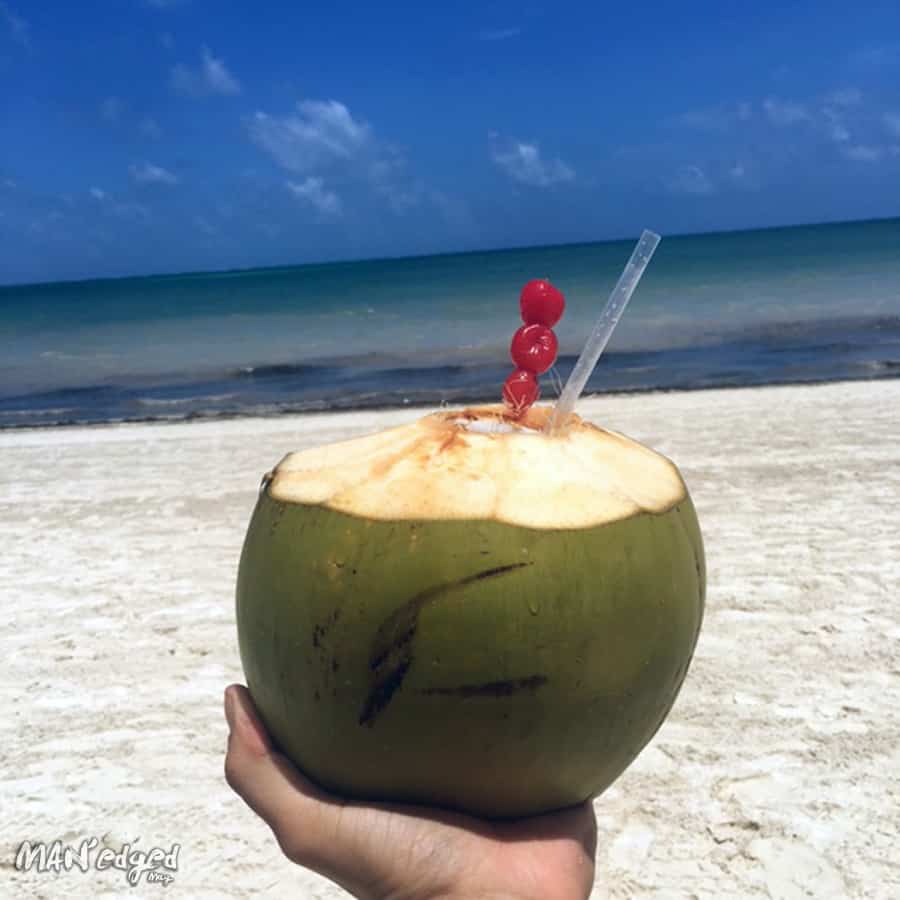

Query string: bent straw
543 229 661 435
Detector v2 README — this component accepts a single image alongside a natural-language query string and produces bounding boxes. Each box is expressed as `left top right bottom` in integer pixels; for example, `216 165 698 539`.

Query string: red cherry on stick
520 279 565 327
502 368 540 413
510 324 558 374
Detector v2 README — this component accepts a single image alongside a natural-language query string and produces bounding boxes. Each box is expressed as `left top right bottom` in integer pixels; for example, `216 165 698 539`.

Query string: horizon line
2 213 899 291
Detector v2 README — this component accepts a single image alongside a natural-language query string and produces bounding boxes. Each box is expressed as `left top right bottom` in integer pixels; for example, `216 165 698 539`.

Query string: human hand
224 684 597 900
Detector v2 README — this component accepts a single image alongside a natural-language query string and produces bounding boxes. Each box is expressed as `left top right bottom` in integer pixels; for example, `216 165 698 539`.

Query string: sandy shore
2 380 899 899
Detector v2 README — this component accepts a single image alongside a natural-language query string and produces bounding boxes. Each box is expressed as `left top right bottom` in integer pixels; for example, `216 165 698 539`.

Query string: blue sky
2 0 900 284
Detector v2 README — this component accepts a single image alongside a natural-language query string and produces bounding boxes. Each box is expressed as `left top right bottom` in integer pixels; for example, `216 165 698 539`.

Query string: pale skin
224 684 598 900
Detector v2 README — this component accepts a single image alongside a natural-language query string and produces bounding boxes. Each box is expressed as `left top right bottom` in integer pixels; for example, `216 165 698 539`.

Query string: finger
223 684 333 827
222 685 369 892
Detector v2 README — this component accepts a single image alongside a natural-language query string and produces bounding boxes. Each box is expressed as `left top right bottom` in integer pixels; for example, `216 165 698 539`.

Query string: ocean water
1 218 899 428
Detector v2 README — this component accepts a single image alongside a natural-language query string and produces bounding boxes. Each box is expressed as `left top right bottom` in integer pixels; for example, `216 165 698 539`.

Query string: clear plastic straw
544 229 661 435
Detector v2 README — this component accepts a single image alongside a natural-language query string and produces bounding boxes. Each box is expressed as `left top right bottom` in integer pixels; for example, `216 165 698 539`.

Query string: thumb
223 684 366 892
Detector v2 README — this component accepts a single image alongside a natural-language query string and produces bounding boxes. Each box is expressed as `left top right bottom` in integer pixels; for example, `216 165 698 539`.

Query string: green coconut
236 404 705 819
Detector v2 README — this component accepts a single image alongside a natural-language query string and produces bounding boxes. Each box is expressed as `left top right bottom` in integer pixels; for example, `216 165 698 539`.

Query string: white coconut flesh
268 405 687 530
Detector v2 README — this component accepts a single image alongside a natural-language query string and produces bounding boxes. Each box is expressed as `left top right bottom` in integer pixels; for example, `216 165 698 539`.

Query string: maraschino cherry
510 323 558 375
502 279 566 416
520 279 565 328
502 369 539 413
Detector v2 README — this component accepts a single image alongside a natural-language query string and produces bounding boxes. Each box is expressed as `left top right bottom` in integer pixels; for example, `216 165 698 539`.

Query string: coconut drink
235 231 705 818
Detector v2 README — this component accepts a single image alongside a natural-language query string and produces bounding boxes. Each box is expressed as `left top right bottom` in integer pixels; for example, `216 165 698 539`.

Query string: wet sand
2 379 899 898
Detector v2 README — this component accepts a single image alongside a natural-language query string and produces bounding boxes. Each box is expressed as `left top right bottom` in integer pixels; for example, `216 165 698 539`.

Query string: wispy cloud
818 91 900 161
0 1 29 49
679 89 868 149
248 100 371 173
256 222 281 239
490 136 574 187
368 156 425 212
88 187 151 222
762 98 810 126
477 27 521 41
665 164 714 195
171 47 241 97
677 102 752 130
193 215 217 235
250 98 444 217
842 144 883 163
852 44 900 66
826 88 863 107
692 89 900 173
823 106 851 144
129 162 179 185
100 97 124 122
27 210 67 238
139 116 163 140
429 189 474 230
286 177 342 217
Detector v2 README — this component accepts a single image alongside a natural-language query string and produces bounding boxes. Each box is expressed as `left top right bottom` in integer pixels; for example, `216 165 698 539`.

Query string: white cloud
678 103 752 130
101 97 124 122
842 144 883 163
490 137 574 187
852 44 900 66
822 106 851 144
429 190 473 229
2 177 16 190
171 47 241 97
256 222 281 238
250 98 438 216
86 188 151 222
200 48 241 95
478 27 521 41
763 98 810 126
287 177 342 217
729 163 746 179
0 1 29 49
666 165 714 195
884 113 900 138
193 215 218 235
139 116 163 139
678 109 729 130
828 121 851 143
129 162 179 185
248 100 371 173
367 156 424 212
826 88 863 107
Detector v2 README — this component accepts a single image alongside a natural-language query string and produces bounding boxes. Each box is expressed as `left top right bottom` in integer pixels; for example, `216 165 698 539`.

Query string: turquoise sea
1 218 899 428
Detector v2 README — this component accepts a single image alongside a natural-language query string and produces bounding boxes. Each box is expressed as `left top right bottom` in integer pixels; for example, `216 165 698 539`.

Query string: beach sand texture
2 380 899 899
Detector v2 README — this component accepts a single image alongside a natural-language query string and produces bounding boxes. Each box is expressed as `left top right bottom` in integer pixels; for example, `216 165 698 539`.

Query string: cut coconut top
267 405 687 529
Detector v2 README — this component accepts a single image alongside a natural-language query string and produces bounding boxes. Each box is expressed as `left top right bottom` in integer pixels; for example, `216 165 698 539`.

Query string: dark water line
2 370 897 431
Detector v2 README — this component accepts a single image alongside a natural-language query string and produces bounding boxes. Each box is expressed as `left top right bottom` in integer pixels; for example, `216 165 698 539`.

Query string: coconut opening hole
452 417 541 436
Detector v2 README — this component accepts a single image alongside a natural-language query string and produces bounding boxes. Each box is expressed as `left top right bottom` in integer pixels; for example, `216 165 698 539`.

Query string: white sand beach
2 379 899 899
